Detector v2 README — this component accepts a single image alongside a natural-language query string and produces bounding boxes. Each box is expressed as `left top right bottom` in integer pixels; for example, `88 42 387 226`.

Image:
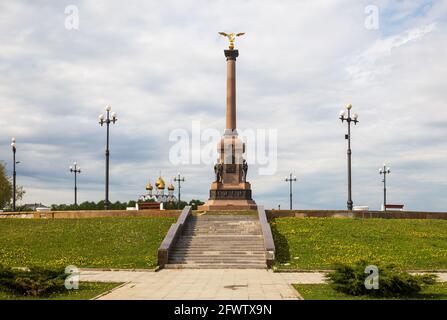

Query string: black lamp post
285 173 297 210
339 104 359 211
10 137 17 211
99 105 117 210
173 173 185 209
379 164 391 211
69 162 81 206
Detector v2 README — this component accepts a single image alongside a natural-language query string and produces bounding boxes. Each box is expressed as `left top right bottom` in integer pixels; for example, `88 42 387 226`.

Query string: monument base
199 182 257 211
198 199 258 211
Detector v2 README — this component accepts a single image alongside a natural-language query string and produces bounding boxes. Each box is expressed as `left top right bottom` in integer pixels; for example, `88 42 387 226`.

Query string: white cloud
0 1 446 210
346 23 437 84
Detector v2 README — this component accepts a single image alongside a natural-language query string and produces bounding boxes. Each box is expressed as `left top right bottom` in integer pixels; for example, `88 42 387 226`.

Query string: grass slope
0 217 176 269
294 283 447 300
0 282 121 300
271 217 447 270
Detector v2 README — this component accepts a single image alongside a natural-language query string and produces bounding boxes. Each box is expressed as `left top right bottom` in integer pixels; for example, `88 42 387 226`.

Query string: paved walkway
81 269 324 300
80 269 447 300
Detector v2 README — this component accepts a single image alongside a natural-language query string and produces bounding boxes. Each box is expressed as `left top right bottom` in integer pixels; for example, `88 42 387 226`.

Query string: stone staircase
165 215 267 269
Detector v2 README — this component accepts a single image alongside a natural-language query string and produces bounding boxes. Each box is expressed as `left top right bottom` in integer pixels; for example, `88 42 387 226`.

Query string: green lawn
0 282 121 300
294 283 447 300
0 217 176 269
271 217 447 270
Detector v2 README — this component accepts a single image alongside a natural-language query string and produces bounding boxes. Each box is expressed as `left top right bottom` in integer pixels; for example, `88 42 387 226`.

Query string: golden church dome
155 176 165 189
167 183 175 191
145 182 153 191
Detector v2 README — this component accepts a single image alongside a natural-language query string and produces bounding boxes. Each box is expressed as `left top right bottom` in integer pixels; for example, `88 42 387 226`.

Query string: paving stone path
81 269 323 300
80 269 447 300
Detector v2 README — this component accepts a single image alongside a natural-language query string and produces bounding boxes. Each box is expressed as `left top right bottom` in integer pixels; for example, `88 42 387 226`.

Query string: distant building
23 203 50 211
353 206 369 211
139 175 177 203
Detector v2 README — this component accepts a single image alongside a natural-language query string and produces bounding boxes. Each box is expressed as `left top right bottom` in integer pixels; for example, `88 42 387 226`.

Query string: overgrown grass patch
271 217 447 270
0 217 177 269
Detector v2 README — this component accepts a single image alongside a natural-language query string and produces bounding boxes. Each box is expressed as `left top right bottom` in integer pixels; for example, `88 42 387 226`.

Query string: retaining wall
0 209 180 219
266 210 447 220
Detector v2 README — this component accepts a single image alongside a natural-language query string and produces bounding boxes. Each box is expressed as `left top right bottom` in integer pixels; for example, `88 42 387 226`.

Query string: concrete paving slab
80 269 446 300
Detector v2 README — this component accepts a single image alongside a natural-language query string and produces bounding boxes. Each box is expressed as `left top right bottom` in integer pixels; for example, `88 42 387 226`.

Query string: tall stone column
199 46 257 211
224 49 238 135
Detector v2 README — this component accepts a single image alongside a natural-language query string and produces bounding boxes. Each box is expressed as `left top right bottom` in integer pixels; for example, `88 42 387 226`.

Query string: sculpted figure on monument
214 161 223 183
242 159 248 182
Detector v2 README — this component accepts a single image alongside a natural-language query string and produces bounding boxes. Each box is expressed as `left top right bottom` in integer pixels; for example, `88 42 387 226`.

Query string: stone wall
266 210 447 220
0 209 180 219
2 209 445 220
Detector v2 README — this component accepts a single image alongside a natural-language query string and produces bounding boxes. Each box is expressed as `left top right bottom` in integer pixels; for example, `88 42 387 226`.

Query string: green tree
189 199 204 210
0 162 12 209
162 199 204 210
15 186 26 203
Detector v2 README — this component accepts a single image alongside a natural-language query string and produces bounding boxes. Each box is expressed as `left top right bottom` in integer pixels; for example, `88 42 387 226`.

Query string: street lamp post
285 173 297 210
339 104 359 211
10 138 17 211
173 173 185 209
99 105 117 210
69 162 81 206
379 164 391 211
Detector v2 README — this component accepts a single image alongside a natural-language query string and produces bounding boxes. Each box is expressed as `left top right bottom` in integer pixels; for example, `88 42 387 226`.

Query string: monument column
225 50 238 134
199 32 257 211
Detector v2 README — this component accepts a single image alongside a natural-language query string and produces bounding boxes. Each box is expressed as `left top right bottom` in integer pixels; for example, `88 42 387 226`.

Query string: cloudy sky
0 0 446 211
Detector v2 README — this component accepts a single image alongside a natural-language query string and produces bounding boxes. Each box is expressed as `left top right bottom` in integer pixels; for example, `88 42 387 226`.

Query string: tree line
51 199 205 211
1 161 204 211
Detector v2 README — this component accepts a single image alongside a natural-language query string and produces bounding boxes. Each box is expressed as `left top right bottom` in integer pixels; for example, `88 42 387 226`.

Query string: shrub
0 265 66 297
326 261 437 298
189 199 204 210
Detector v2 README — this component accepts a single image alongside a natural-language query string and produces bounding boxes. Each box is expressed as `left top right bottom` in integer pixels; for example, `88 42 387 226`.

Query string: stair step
174 245 264 248
182 231 262 234
176 240 263 242
176 244 263 246
176 242 263 245
175 241 264 244
165 264 266 269
192 217 258 219
185 229 260 231
169 262 266 265
169 252 265 258
173 246 264 248
174 249 264 252
174 250 264 252
168 260 266 264
175 240 264 242
168 257 266 262
178 235 263 238
182 234 261 236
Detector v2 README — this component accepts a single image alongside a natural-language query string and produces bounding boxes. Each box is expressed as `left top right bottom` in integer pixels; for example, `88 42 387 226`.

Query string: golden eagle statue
218 32 245 50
